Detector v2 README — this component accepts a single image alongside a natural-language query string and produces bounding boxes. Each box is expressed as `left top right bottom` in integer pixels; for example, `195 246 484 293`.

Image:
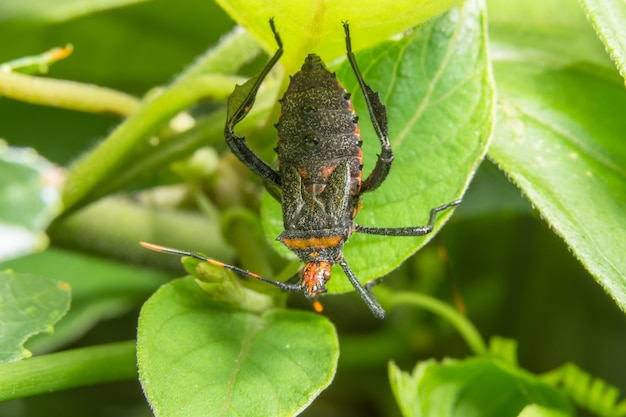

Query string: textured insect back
276 54 363 199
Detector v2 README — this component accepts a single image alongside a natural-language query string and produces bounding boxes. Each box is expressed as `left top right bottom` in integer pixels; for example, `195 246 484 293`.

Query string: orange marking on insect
280 235 342 250
313 301 324 313
301 261 331 295
140 241 169 252
297 167 310 180
320 164 335 180
351 200 362 219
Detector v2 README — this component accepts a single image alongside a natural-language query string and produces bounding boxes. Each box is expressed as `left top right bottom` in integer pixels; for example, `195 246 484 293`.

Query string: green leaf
487 1 613 69
0 141 62 261
488 0 626 311
517 405 572 417
388 358 573 417
0 271 70 363
0 248 168 354
215 0 463 73
137 277 338 417
541 363 626 417
0 0 149 25
262 0 493 294
579 0 626 80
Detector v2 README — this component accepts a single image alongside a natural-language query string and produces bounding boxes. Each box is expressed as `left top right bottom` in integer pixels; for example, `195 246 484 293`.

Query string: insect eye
303 103 317 114
303 133 319 147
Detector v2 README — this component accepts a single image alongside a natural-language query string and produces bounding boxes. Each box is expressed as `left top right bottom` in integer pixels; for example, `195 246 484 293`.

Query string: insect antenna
140 242 301 292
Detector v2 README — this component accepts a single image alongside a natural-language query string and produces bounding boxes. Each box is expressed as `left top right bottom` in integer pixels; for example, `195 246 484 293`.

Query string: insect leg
343 22 393 194
224 18 283 187
338 258 385 319
354 199 462 236
140 242 301 292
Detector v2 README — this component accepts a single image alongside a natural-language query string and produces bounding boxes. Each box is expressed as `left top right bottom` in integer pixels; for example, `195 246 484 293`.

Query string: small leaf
389 358 573 417
0 248 168 354
0 141 63 262
0 271 70 363
262 0 493 294
137 277 338 417
541 363 626 417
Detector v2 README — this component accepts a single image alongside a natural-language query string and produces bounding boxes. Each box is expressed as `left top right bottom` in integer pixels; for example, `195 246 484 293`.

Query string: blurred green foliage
0 0 625 416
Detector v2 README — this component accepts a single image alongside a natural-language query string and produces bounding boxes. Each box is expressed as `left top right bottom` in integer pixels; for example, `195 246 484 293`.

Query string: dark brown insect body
276 54 364 304
142 20 461 318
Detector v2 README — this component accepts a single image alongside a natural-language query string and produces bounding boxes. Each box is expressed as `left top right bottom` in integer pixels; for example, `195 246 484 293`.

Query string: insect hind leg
338 258 385 319
354 199 462 236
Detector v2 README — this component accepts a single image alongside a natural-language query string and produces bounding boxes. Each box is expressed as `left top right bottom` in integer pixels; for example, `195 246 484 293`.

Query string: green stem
87 109 225 201
377 287 487 356
0 341 137 402
1 44 73 74
62 74 237 213
0 70 140 116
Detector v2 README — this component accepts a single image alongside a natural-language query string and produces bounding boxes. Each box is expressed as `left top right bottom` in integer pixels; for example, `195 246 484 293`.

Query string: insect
142 19 461 318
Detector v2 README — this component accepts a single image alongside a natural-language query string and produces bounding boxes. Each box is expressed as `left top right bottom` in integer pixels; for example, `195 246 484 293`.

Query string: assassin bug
142 19 461 319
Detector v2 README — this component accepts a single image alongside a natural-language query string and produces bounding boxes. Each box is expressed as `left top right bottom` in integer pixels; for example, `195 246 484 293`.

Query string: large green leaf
488 0 626 311
215 0 462 73
137 276 338 417
0 271 70 363
0 142 62 262
579 0 626 80
388 359 573 417
262 0 493 295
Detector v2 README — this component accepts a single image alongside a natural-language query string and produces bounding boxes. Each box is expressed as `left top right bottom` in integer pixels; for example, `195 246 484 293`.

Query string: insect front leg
354 200 462 236
224 18 283 187
342 22 393 194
